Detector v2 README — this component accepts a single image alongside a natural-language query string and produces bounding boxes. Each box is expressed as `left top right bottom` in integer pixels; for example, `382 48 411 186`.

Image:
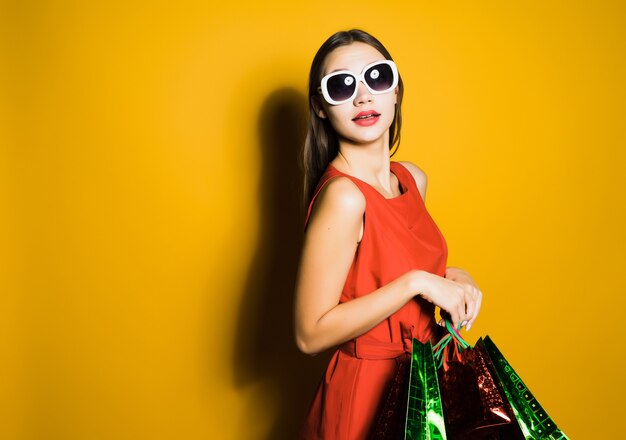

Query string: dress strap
305 162 423 230
390 161 417 196
391 161 428 228
304 167 368 230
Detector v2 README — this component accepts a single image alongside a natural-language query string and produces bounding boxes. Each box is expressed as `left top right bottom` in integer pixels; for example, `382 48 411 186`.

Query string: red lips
352 110 381 120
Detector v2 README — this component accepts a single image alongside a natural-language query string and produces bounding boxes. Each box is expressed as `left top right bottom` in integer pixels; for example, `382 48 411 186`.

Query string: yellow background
2 1 625 438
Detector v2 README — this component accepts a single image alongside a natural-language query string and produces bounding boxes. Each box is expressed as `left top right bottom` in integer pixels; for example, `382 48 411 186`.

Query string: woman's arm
294 177 469 355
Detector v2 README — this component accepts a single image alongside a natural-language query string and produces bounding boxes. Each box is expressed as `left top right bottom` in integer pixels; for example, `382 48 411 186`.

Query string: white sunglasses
317 60 399 105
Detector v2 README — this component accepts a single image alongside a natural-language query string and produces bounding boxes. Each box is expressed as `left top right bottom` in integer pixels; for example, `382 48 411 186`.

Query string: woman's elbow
295 329 320 356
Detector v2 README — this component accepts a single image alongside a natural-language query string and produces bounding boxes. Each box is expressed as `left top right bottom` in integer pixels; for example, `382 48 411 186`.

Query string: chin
344 133 389 145
348 126 392 144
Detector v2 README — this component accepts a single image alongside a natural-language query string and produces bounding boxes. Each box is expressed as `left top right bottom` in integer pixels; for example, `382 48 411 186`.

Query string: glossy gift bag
434 323 523 440
404 339 447 440
371 339 446 440
373 324 569 440
479 336 570 440
371 352 411 440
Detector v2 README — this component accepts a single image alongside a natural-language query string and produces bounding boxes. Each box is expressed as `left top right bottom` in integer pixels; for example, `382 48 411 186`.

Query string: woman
294 29 483 439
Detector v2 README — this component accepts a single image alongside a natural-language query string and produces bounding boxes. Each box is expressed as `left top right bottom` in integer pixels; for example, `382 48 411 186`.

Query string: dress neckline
327 161 409 201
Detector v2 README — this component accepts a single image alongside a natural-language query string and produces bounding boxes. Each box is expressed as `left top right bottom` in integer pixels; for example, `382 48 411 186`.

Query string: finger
438 319 445 327
457 293 467 329
440 310 451 326
451 285 466 328
464 291 475 324
464 288 478 324
448 308 460 330
467 291 483 331
456 303 465 329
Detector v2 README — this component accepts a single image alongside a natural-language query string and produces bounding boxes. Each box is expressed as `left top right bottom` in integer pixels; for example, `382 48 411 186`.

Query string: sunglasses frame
317 59 399 106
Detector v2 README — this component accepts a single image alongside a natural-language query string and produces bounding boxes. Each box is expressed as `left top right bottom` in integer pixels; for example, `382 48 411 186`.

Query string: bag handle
432 320 473 369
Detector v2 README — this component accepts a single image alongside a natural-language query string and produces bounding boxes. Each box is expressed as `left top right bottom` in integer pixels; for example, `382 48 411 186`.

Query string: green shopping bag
404 339 447 440
479 336 569 440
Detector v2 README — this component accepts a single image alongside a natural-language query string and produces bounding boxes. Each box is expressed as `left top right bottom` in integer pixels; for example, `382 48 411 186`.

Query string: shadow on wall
233 87 333 439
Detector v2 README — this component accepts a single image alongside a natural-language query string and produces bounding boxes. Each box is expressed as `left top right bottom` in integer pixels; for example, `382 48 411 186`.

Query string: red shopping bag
434 322 524 439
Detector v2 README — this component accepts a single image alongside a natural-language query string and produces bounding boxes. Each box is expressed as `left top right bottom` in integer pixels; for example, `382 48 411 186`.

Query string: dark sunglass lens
326 73 356 102
365 63 394 91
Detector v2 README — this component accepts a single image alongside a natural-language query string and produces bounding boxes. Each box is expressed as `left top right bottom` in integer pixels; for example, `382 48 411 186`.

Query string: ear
310 95 327 119
394 86 399 104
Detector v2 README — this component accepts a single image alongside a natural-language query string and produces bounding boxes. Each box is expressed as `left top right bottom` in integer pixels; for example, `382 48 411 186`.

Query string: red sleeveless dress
299 161 449 440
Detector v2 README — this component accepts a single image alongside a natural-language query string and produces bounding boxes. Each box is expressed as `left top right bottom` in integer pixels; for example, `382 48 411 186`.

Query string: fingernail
466 324 471 331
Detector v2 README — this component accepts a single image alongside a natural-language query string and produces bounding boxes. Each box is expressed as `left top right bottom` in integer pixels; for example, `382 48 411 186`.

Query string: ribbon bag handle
432 319 473 369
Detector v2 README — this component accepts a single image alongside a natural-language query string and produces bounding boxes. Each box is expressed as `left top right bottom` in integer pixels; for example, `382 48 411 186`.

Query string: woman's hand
410 270 469 330
442 267 483 331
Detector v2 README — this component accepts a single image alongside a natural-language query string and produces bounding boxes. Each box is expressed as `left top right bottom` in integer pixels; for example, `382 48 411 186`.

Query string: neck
333 134 396 191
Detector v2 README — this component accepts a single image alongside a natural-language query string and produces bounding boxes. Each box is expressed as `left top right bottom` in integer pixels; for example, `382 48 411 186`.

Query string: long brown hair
302 29 405 208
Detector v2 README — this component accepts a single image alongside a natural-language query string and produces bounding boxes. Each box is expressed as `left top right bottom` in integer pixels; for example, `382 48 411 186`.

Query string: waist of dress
339 338 411 360
338 319 442 360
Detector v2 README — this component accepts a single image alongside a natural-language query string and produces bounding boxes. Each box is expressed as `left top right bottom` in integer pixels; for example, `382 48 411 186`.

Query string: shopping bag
479 336 570 440
404 339 447 440
370 352 411 440
434 322 523 439
374 322 569 440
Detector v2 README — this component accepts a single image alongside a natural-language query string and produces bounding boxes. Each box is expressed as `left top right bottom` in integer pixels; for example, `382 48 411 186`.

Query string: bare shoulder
308 176 365 227
397 161 428 201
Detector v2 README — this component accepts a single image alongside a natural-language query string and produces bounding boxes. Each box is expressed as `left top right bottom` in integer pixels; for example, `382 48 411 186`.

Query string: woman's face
312 42 398 146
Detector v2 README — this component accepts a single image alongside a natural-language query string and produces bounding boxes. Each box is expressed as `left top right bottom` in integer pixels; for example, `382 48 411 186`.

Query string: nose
353 79 373 105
